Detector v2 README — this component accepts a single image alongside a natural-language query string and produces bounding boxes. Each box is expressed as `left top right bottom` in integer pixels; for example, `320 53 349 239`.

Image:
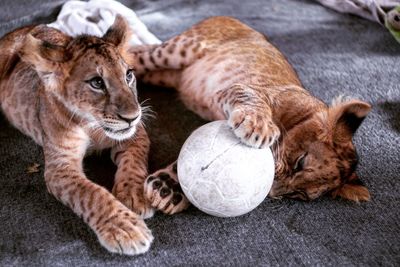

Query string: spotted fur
0 16 155 255
129 16 371 211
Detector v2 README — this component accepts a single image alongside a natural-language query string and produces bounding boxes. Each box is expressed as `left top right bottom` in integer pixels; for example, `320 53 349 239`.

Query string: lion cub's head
269 98 371 202
20 15 139 141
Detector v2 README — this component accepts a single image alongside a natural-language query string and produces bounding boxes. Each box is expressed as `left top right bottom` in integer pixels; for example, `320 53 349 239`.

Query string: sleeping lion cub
0 16 154 255
129 16 372 214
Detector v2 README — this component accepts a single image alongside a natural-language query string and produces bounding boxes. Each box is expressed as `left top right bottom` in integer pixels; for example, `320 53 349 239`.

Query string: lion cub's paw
144 165 190 215
113 182 155 220
229 108 280 148
96 209 153 255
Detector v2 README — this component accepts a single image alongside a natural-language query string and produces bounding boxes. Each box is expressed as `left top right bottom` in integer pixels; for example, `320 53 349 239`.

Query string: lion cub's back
187 16 300 87
188 16 264 46
177 17 301 119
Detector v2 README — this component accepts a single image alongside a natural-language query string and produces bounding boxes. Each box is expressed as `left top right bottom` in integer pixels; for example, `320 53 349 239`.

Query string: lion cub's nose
117 112 140 124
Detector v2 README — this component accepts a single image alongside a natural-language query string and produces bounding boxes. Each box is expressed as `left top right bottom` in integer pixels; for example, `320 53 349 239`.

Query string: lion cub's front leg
43 138 153 255
111 125 155 219
215 84 281 148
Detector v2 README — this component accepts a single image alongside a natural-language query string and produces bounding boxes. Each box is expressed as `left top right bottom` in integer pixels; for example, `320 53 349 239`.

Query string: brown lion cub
0 16 154 255
129 16 372 214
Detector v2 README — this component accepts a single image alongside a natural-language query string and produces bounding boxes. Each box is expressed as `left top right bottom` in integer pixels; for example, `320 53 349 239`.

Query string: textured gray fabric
1 0 399 266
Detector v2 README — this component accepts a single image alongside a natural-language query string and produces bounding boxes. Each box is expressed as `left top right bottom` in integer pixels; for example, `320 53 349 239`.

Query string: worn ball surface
177 120 275 217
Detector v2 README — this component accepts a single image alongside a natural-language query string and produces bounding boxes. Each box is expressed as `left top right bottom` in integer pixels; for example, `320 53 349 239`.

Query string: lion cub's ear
331 173 371 202
20 26 72 88
329 99 372 143
102 14 132 52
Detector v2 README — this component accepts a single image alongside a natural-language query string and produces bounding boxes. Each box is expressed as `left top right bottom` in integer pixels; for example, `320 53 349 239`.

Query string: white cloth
315 0 400 24
48 0 161 45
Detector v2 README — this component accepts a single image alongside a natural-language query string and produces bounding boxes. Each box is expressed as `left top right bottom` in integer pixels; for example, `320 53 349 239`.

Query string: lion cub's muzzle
102 108 142 141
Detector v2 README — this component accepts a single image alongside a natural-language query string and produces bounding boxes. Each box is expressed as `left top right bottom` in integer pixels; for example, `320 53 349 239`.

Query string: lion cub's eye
294 153 307 172
88 77 105 91
126 69 135 84
89 77 105 89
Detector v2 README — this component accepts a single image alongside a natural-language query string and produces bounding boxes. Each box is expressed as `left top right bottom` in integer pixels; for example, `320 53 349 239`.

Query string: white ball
177 120 275 217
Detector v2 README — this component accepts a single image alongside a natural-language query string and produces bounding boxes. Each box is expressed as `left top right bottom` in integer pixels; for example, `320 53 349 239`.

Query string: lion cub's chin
104 125 137 141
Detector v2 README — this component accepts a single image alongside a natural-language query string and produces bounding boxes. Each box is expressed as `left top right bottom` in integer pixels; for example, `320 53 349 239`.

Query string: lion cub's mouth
101 112 141 141
104 126 131 134
103 125 137 141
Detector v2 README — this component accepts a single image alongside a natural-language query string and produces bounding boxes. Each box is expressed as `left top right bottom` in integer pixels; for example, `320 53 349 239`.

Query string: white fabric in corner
48 0 161 45
315 0 400 24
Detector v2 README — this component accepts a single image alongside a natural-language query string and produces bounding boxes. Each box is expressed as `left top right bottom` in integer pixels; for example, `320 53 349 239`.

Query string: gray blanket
1 0 399 266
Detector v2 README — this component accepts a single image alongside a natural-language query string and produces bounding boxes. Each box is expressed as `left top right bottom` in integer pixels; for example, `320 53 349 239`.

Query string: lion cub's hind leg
140 69 182 89
131 33 207 76
144 161 190 215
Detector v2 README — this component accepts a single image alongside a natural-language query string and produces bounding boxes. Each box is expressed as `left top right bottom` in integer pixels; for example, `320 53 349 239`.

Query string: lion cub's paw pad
144 169 190 214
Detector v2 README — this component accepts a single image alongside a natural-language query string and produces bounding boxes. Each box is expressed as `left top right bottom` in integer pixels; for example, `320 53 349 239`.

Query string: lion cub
129 16 372 214
0 16 154 255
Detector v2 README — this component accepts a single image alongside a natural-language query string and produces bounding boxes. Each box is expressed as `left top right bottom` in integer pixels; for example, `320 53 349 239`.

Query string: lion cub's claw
229 108 280 148
96 210 153 255
113 184 155 220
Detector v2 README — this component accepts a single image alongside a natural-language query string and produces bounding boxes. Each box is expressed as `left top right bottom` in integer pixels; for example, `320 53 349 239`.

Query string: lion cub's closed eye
128 16 371 207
